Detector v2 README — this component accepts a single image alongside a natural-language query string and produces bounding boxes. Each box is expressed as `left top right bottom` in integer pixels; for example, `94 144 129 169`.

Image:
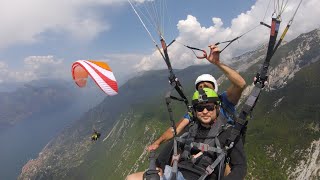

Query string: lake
0 105 86 180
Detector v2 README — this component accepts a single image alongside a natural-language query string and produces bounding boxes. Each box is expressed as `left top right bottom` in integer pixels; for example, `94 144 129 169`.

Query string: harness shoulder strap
178 115 231 180
198 116 230 180
180 123 198 160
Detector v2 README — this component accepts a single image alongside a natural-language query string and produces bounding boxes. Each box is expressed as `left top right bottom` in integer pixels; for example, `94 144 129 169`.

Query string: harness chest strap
189 136 223 165
174 115 230 180
178 123 198 160
200 116 230 180
190 142 223 154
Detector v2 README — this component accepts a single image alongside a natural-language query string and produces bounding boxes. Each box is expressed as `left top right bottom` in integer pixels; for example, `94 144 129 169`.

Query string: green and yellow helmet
192 88 220 105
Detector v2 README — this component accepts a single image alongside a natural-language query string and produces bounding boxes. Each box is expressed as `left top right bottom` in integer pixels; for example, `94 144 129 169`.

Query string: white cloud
0 61 8 69
0 56 68 83
2 0 319 83
0 0 137 49
135 0 320 71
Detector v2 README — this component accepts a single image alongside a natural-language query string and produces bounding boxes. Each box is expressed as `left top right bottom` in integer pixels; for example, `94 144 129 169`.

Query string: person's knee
125 174 134 180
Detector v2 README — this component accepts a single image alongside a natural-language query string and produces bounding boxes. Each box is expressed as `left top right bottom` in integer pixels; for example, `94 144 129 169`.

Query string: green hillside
245 60 320 179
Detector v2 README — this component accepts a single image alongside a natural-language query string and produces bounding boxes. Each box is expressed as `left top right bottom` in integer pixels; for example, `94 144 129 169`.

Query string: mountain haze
0 80 74 128
0 79 107 180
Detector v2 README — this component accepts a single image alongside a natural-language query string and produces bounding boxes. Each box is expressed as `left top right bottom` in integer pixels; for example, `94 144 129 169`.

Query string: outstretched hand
206 45 220 65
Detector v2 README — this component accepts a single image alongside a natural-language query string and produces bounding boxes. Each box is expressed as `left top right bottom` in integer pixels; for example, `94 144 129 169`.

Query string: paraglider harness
175 111 234 180
128 0 303 179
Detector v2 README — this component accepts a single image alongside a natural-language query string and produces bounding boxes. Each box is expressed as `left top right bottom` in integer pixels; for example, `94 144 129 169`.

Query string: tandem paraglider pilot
126 88 247 180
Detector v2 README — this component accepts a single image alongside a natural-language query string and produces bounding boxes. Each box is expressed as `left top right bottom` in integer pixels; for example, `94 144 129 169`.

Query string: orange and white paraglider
71 60 118 96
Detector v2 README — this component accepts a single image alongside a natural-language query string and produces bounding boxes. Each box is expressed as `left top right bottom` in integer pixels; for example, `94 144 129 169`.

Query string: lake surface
0 107 84 180
0 87 104 180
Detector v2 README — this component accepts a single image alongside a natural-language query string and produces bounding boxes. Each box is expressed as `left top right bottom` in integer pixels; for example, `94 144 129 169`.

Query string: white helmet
194 74 218 92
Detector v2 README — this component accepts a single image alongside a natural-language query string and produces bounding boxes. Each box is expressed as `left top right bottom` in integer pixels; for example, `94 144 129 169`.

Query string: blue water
0 107 83 180
0 86 105 180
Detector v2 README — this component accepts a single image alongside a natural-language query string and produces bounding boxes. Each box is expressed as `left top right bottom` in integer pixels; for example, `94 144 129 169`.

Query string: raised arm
206 45 246 105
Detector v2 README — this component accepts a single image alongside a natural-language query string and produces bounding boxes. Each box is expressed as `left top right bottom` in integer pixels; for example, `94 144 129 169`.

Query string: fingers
208 44 218 49
208 45 220 52
208 44 215 48
147 146 153 151
147 144 159 151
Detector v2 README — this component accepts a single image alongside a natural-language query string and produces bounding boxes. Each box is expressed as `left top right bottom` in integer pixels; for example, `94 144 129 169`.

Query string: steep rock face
268 29 320 90
19 29 320 180
230 44 268 73
288 139 320 180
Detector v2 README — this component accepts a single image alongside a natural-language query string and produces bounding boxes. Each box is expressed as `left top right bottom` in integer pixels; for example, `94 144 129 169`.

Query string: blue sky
0 0 319 86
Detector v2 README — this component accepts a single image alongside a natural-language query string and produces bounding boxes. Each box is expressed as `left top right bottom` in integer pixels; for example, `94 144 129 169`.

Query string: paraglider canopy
71 60 118 96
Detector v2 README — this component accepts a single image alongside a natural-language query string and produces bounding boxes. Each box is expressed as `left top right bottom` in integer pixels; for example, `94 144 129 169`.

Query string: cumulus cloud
0 0 139 49
0 56 68 83
2 0 319 83
135 0 320 71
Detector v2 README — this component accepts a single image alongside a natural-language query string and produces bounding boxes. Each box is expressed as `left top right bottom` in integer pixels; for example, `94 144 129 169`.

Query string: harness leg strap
198 152 226 180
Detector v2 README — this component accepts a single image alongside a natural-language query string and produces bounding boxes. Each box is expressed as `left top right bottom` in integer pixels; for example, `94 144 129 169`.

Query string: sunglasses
195 104 216 112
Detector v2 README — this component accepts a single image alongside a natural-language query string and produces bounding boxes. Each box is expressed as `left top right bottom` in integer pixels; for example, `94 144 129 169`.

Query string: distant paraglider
91 129 101 141
71 60 118 96
72 60 118 142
